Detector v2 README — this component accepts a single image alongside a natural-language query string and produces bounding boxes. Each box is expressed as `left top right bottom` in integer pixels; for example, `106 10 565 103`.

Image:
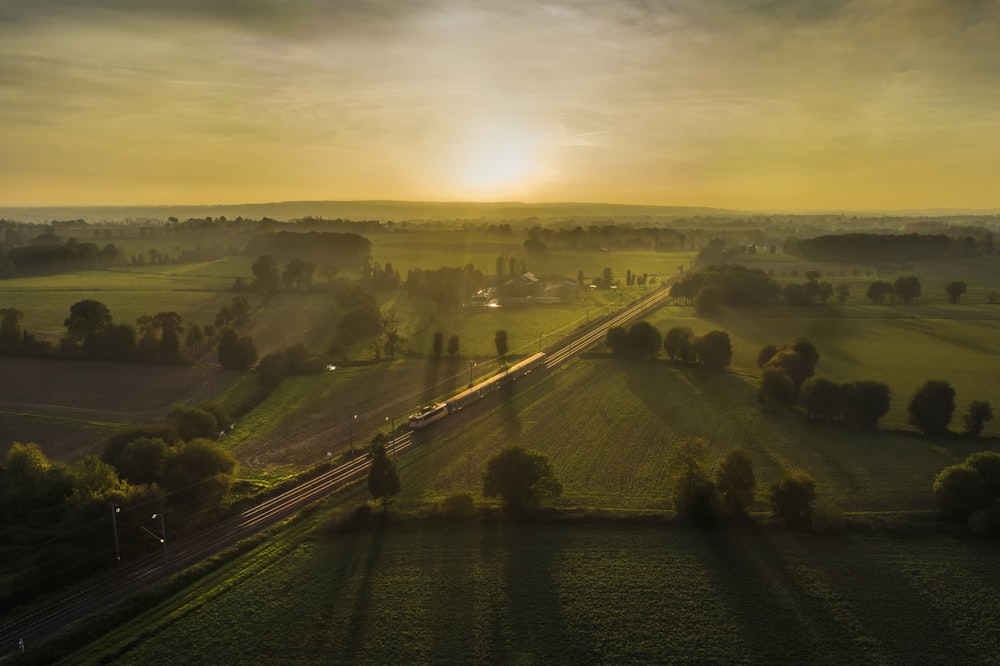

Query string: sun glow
451 125 547 198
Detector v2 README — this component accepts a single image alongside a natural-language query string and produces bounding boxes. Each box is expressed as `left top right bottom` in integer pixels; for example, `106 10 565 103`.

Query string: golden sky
1 0 998 210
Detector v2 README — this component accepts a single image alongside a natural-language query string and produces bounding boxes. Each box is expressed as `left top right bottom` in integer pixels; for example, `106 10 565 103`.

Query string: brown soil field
0 357 237 461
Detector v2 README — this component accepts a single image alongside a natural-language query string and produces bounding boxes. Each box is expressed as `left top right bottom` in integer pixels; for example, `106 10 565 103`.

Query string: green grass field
59 520 1000 665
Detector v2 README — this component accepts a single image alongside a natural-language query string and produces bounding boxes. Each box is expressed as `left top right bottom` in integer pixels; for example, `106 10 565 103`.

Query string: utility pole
110 504 121 567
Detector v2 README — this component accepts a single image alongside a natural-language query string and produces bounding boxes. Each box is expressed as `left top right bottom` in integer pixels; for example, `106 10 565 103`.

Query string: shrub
439 492 476 519
759 367 795 408
768 471 816 528
933 464 990 519
966 451 1000 497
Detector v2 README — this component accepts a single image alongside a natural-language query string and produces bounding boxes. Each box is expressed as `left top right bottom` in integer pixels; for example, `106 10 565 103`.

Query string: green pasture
650 303 1000 436
0 264 247 337
60 521 1000 664
391 359 999 513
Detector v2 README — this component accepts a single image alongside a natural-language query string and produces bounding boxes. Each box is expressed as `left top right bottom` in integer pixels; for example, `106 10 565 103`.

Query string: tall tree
367 435 401 510
0 307 24 350
715 449 755 517
432 331 444 358
251 255 280 293
893 275 922 304
494 329 508 360
964 400 994 438
945 281 967 304
908 379 956 437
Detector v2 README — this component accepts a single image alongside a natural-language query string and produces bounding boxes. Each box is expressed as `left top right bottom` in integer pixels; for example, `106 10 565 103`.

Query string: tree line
0 298 257 370
1 401 238 612
606 321 732 369
0 236 124 278
796 233 980 262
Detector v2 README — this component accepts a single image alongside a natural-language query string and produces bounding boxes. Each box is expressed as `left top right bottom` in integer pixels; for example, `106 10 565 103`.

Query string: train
407 352 547 429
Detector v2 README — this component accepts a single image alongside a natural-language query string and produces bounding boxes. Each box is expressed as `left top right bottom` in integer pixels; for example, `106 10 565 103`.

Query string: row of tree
606 322 733 369
0 236 123 278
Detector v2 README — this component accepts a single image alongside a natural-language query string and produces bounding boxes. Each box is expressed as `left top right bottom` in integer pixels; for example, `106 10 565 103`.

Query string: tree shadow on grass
427 527 478 662
483 524 598 664
338 518 387 662
701 528 870 663
701 529 977 664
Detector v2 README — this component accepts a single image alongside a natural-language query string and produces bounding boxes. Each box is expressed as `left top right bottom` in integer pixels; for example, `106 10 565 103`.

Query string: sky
1 0 998 210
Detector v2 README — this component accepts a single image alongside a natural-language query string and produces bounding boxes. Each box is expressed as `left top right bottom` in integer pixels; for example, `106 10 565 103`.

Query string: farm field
59 520 1000 664
649 302 1000 436
390 359 999 513
370 229 694 283
0 357 238 460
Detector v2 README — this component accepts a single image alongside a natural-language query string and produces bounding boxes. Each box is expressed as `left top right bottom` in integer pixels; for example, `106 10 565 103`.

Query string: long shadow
427 526 478 662
488 523 598 664
701 529 978 664
338 518 388 662
701 527 866 664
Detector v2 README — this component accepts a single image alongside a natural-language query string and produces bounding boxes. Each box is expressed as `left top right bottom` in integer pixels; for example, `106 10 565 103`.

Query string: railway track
0 276 678 659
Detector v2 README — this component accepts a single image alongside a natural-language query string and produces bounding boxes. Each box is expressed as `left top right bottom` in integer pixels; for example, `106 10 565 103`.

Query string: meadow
58 519 1000 664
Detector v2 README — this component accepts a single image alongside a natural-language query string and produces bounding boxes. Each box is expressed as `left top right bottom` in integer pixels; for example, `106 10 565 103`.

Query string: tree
667 437 719 524
482 446 562 517
715 449 755 517
945 281 967 304
695 286 722 316
218 328 256 370
447 334 460 358
836 283 850 305
759 367 795 408
116 437 169 485
627 321 661 360
432 331 444 358
605 326 629 356
964 400 994 438
756 344 777 368
788 338 820 379
367 435 401 510
866 281 894 305
765 350 808 390
893 275 922 304
161 439 237 519
908 379 956 437
663 326 695 363
692 330 732 369
933 464 989 519
251 255 280 293
64 299 112 343
768 471 816 528
184 323 205 357
800 377 841 421
841 380 891 429
494 329 508 359
0 307 24 350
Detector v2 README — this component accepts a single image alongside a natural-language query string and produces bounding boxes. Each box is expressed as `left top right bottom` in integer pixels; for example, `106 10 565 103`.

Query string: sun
451 125 546 199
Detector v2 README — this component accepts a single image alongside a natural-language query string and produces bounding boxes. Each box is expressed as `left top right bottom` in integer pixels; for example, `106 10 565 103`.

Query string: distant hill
0 200 742 224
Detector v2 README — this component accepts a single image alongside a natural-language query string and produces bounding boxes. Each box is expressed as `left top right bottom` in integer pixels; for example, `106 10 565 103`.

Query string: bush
759 367 795 408
768 471 816 528
439 492 476 519
966 451 1000 497
933 464 990 519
